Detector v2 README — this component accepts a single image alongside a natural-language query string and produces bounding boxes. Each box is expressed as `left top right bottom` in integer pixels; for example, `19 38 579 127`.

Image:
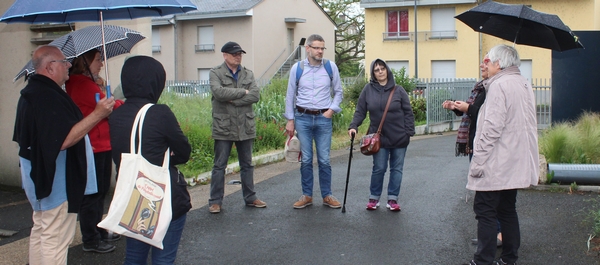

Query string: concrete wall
0 1 152 187
363 0 597 80
156 0 336 81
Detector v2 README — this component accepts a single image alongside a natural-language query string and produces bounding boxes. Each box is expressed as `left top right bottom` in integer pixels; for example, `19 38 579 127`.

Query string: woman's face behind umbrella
89 52 103 77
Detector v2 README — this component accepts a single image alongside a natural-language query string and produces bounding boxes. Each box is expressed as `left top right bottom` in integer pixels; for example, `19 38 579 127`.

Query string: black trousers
473 189 520 265
79 151 113 244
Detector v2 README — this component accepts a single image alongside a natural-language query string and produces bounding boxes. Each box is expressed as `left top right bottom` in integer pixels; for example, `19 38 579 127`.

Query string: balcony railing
152 45 161 53
195 44 215 52
383 30 458 41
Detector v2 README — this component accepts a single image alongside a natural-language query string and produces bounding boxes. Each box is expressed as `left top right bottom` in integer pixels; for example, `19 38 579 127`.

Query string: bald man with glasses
13 45 115 264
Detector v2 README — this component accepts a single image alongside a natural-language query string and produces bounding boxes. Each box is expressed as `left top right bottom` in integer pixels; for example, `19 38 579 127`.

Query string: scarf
456 79 485 156
13 74 88 213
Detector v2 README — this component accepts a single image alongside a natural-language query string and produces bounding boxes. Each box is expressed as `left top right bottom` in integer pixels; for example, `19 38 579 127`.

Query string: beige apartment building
361 0 600 80
151 0 336 82
0 0 335 187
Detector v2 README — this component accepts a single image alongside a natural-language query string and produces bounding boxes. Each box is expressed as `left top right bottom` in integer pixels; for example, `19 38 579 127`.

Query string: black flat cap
221 41 246 54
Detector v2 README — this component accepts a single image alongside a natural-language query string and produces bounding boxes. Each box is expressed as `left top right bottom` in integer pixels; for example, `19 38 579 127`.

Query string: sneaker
293 195 313 209
102 233 121 242
323 195 341 209
386 200 401 211
82 241 116 253
209 204 221 214
246 199 267 208
366 199 380 210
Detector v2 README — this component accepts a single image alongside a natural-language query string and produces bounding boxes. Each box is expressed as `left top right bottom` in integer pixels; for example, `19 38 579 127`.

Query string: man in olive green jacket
208 41 266 214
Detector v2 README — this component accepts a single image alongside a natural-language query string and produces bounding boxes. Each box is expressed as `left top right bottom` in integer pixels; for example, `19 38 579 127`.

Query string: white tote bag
98 104 172 249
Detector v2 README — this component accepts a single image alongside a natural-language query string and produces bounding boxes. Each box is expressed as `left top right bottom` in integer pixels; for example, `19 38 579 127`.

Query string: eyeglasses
308 45 326 51
373 68 386 73
228 52 243 57
483 58 491 64
50 59 69 65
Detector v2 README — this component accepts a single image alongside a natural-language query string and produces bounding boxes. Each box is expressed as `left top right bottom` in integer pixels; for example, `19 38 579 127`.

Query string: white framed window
430 8 456 39
387 61 409 77
196 26 215 52
431 60 456 79
152 27 161 53
198 69 210 81
386 10 409 39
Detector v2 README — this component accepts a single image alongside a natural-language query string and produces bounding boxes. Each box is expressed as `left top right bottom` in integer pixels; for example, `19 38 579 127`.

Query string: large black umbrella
455 0 584 51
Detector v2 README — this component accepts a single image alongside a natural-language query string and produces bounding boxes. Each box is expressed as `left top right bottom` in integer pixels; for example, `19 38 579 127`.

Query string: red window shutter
400 10 408 36
388 11 398 37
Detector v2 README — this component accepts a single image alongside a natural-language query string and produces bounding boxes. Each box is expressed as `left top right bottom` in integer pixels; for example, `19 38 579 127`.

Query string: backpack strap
295 59 334 95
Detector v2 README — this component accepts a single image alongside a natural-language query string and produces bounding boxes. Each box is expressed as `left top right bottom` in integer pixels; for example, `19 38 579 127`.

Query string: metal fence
164 77 552 130
414 78 552 132
165 77 357 95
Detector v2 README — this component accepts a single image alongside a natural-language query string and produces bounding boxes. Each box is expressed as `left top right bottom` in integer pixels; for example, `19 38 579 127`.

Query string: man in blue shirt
13 45 115 264
284 34 343 209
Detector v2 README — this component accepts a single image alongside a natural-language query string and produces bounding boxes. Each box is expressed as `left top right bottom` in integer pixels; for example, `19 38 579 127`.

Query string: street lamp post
414 0 418 79
168 16 178 81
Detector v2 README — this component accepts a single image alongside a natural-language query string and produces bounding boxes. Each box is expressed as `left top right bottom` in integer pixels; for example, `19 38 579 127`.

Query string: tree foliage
317 0 365 77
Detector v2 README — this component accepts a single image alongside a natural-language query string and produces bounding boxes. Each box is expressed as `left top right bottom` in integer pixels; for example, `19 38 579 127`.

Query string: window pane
388 11 398 37
431 60 456 79
400 10 408 36
431 8 455 38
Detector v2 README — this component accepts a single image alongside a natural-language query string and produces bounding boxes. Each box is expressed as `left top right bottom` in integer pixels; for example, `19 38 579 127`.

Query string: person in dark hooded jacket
109 56 191 264
348 59 415 212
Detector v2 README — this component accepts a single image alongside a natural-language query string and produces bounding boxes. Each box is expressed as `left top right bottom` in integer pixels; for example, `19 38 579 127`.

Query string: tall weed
539 112 600 164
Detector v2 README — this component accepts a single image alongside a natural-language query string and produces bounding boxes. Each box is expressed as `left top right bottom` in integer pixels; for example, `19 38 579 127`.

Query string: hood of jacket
121 56 166 103
369 58 396 92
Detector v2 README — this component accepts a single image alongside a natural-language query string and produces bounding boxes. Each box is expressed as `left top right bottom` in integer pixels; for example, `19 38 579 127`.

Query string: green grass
539 112 600 164
158 78 427 178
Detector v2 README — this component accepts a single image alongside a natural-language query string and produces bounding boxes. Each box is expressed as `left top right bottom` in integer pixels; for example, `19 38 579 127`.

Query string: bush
539 112 600 164
345 77 367 104
411 97 426 123
392 67 417 94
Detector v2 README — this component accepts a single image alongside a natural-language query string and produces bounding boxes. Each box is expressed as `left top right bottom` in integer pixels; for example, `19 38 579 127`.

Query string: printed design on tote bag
119 171 166 239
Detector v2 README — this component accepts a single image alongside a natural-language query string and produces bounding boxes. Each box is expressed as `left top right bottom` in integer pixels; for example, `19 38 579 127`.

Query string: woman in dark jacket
109 56 191 264
348 59 415 212
442 55 488 159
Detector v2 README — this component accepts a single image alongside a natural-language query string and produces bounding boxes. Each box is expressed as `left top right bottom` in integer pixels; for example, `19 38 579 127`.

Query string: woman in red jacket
65 49 123 253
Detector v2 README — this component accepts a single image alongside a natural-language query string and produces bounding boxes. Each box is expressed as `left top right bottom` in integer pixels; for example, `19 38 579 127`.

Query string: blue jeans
369 147 407 201
294 112 333 198
123 214 187 265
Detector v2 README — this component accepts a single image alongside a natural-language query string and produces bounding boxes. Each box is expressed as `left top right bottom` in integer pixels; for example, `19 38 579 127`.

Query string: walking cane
341 132 355 213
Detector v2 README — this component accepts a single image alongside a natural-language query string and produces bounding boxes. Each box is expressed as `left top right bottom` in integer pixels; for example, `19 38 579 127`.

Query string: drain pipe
548 163 600 184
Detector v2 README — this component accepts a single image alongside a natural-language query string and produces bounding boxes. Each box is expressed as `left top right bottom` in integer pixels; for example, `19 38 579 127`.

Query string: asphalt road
1 134 599 264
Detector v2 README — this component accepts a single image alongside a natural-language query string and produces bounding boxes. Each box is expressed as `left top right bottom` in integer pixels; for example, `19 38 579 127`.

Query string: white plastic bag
284 134 301 162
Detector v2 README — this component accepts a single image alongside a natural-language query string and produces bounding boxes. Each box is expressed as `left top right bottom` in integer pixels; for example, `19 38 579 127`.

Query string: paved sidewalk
1 133 599 264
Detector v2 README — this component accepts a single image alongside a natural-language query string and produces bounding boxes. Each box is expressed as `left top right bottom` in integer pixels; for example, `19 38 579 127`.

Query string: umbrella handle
106 83 111 98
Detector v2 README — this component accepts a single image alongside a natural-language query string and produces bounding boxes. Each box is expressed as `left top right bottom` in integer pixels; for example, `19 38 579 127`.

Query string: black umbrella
14 25 145 82
455 0 584 51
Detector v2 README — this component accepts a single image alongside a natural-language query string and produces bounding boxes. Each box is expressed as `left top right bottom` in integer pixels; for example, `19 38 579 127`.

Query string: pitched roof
153 0 335 27
188 0 263 15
